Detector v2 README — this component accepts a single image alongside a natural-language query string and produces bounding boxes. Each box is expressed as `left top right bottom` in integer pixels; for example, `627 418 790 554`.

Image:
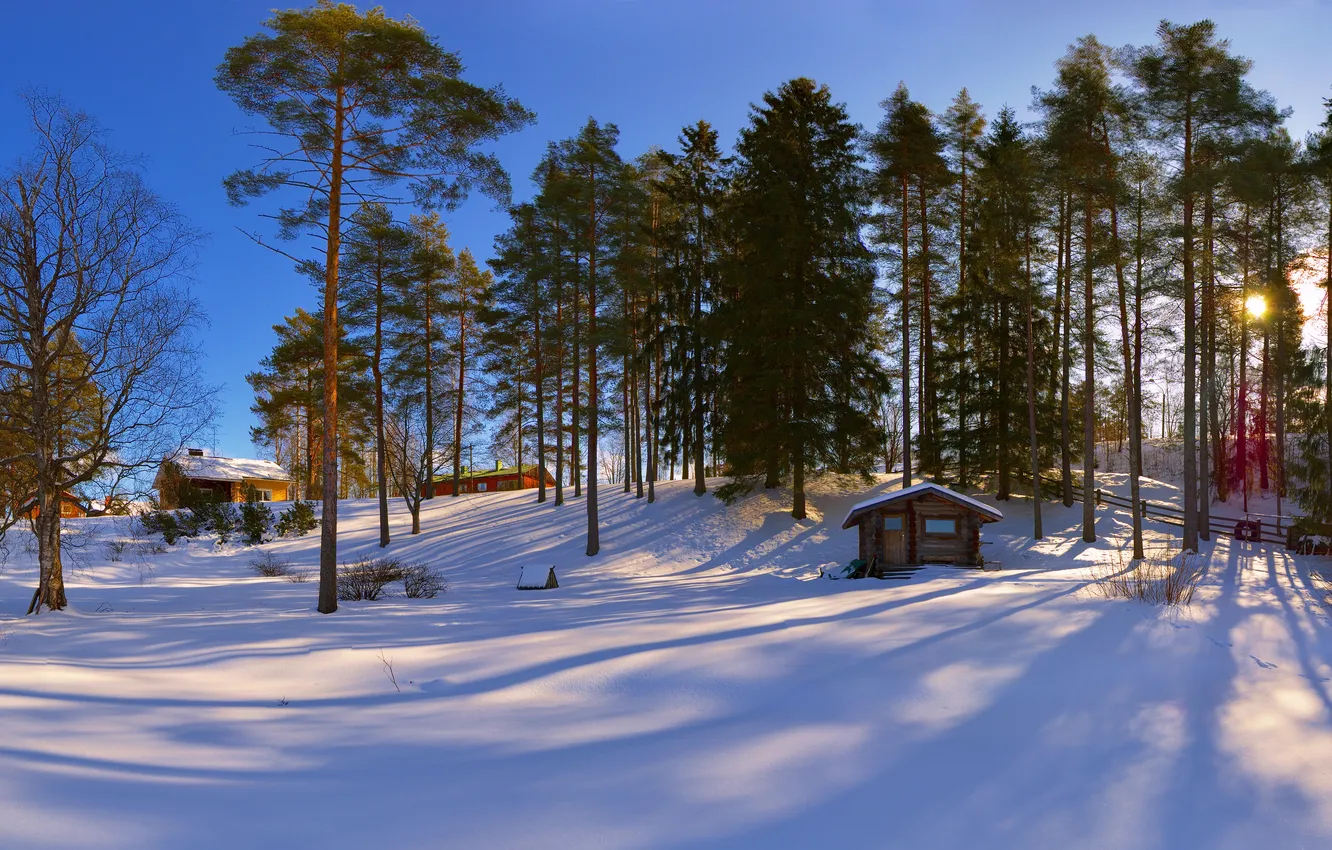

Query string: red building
427 463 555 497
19 491 90 520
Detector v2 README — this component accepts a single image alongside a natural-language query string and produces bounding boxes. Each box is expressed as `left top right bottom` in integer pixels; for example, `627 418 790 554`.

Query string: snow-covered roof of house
169 454 292 483
841 482 1003 529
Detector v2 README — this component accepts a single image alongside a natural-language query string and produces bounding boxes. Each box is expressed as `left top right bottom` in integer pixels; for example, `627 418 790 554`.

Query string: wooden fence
1039 475 1295 547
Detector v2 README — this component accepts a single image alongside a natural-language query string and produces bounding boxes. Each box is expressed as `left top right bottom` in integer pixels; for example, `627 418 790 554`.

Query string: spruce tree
720 78 882 518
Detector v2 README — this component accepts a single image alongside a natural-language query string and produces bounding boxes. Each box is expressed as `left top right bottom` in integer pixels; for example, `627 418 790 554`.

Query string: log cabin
841 482 1002 568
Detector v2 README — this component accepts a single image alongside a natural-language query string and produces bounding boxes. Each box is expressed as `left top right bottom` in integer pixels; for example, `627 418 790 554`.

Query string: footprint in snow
1207 636 1233 649
1250 655 1278 670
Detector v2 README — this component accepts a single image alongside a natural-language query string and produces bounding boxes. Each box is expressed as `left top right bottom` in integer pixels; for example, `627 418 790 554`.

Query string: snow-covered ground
2 474 1332 849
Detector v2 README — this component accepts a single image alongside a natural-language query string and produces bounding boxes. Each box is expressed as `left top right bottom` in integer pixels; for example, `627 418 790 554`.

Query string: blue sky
1 0 1329 461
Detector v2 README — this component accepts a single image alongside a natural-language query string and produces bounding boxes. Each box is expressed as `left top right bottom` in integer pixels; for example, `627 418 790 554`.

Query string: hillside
2 475 1332 849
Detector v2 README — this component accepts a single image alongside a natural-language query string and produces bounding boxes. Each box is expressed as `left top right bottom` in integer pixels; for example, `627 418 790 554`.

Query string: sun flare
1246 294 1267 318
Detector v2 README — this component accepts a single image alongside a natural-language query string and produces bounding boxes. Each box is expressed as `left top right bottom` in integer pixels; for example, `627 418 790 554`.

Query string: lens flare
1245 294 1266 318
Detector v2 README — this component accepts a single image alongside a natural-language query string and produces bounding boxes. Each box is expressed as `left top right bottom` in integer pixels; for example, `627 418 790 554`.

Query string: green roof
431 464 544 483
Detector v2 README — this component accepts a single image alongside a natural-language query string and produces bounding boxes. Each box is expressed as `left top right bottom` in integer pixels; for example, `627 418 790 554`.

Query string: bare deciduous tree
0 94 215 613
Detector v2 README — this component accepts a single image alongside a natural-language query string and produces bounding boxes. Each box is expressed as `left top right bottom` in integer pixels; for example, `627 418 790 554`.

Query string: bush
1093 546 1204 606
249 550 293 577
337 555 405 601
402 562 446 598
213 503 238 545
276 500 318 538
137 510 181 545
105 539 130 562
239 500 273 545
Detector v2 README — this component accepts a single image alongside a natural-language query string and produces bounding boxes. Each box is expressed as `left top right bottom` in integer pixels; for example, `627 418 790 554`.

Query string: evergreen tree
719 78 883 518
217 0 532 612
1127 18 1278 550
870 83 949 485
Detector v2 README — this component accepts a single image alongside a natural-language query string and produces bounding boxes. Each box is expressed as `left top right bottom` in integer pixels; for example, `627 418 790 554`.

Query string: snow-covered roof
169 454 291 484
841 482 1003 529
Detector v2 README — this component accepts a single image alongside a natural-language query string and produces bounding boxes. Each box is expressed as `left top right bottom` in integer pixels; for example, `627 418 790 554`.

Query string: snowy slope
2 476 1332 849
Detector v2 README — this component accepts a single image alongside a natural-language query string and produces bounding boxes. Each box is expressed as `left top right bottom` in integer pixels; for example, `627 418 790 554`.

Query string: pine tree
870 83 948 486
343 203 412 546
217 0 531 611
1127 18 1278 550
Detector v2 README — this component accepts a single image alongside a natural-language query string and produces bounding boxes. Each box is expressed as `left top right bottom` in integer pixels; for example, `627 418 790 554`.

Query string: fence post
1141 499 1147 517
1095 488 1101 506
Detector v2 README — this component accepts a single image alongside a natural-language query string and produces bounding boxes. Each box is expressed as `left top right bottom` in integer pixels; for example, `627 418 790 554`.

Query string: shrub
1093 545 1204 606
138 510 181 545
105 539 130 562
214 504 239 545
249 550 292 577
402 562 446 598
276 500 318 538
239 500 273 545
337 555 405 601
284 570 313 583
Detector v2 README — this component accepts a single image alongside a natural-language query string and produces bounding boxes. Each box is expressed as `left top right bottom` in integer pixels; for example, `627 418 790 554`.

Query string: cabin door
880 513 906 565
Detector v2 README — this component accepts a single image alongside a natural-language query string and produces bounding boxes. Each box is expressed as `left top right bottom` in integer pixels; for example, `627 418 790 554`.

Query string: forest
5 3 1332 612
238 10 1332 575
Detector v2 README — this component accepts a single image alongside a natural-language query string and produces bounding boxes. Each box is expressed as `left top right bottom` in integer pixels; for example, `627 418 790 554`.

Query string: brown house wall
857 495 986 567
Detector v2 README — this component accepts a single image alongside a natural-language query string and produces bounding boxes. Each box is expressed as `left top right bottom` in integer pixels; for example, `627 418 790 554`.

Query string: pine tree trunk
374 253 390 547
451 290 465 501
555 291 565 506
1326 194 1332 499
1239 207 1250 511
1132 178 1147 558
1061 188 1074 508
1111 188 1142 558
425 278 436 505
1181 103 1198 551
900 174 912 489
918 180 936 477
573 254 582 499
998 297 1011 500
535 274 547 504
1025 225 1043 540
1082 195 1096 543
317 84 345 615
586 172 600 556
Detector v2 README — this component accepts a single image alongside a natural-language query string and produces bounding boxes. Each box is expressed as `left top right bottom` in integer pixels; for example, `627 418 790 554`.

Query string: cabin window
478 482 487 492
256 489 273 502
924 518 958 536
881 516 903 531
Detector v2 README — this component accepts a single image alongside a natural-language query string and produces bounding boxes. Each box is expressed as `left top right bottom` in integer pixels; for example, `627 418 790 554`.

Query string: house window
256 489 273 501
477 482 487 492
881 516 902 531
924 518 958 536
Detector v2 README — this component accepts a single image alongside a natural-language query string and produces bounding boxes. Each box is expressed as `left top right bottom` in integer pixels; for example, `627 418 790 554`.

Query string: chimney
187 448 204 457
496 459 503 471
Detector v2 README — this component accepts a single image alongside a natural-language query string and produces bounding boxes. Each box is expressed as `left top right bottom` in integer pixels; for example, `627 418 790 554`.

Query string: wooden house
427 463 556 497
841 482 1003 568
19 491 89 520
153 449 293 509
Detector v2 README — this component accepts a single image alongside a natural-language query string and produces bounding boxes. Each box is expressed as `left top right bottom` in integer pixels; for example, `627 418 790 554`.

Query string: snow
842 480 1004 528
168 453 291 483
2 473 1332 848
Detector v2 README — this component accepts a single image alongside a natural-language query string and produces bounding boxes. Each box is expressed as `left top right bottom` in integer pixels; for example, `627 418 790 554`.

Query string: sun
1245 294 1266 319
